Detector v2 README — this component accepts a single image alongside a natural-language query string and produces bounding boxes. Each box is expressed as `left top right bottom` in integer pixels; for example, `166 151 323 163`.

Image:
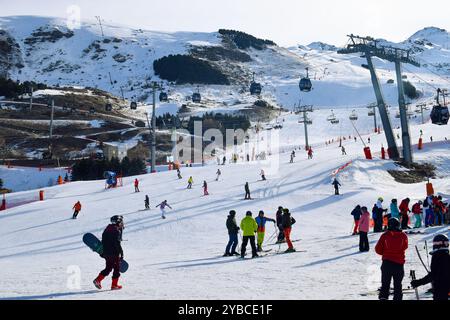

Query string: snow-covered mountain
0 16 450 111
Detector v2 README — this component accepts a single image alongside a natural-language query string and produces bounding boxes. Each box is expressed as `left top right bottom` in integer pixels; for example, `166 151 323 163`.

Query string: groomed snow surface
0 113 449 300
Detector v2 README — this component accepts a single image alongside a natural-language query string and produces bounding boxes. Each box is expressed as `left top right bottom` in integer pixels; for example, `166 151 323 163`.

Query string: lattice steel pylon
338 35 420 164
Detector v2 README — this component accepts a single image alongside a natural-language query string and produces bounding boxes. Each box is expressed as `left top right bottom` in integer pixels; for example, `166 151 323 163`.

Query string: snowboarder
375 218 408 301
224 210 240 257
247 154 250 162
144 195 150 210
222 156 226 165
332 178 341 195
216 169 221 181
281 208 296 253
203 181 209 196
260 169 266 181
390 199 400 220
351 205 362 235
411 201 423 229
156 200 172 219
275 207 285 243
72 201 82 219
359 207 370 252
177 169 182 180
290 154 294 163
187 176 193 189
93 215 124 290
244 182 251 200
134 179 140 193
399 198 411 230
341 146 347 155
410 234 450 301
240 211 259 258
255 211 276 252
307 148 313 159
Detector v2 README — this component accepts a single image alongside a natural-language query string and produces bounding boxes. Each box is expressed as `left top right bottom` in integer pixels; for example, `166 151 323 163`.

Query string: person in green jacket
240 211 259 258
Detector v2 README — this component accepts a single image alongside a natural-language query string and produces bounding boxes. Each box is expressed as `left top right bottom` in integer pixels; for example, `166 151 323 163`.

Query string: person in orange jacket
134 178 140 193
72 201 82 219
375 218 408 301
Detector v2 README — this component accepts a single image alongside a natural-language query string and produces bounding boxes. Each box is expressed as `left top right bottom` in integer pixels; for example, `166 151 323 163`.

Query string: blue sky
1 0 449 46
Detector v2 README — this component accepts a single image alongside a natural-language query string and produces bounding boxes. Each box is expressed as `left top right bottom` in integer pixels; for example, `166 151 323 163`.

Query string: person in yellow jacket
240 211 259 258
187 176 193 189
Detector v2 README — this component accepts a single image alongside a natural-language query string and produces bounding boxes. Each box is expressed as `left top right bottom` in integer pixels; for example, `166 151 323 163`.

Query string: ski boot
93 274 105 289
111 278 122 290
230 251 240 256
223 252 231 257
285 248 296 254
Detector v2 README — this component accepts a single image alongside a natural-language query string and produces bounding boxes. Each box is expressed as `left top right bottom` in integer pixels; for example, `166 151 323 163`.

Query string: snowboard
404 230 425 235
82 233 129 273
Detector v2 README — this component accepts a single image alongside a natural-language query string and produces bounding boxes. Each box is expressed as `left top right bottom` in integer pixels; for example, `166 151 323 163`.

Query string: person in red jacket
134 178 140 193
375 218 408 300
398 198 410 230
72 201 82 219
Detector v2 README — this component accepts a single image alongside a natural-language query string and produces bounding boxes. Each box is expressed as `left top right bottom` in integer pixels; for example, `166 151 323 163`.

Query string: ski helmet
378 197 384 202
229 210 236 216
246 211 252 216
259 210 265 216
431 234 449 255
387 217 400 231
111 215 124 225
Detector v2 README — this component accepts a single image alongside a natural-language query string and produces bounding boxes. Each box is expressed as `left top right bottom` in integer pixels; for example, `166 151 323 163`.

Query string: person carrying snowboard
134 178 140 193
156 200 172 219
410 234 450 301
276 206 285 243
282 208 296 253
399 198 411 230
216 169 221 181
255 210 276 252
72 201 82 219
144 195 150 210
240 211 259 258
244 182 251 200
359 207 370 252
351 205 362 235
332 178 341 195
203 180 209 196
93 215 125 290
412 200 423 229
187 176 193 189
224 210 240 257
375 218 408 300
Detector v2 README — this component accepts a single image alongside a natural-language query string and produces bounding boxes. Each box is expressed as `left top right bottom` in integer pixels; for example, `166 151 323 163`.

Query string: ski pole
424 240 431 270
410 270 420 300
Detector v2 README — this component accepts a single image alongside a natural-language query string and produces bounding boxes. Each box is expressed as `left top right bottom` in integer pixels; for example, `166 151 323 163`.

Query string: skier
410 234 450 301
187 176 193 189
290 153 294 164
368 137 371 144
72 201 82 219
358 207 370 252
217 157 220 165
351 205 362 235
332 178 341 195
411 200 423 229
390 199 400 220
281 208 296 253
134 178 140 193
156 200 172 219
222 156 226 165
93 215 124 290
399 198 411 230
240 211 259 258
144 195 150 210
424 195 434 228
255 211 276 252
308 147 313 159
203 181 209 196
177 169 182 180
244 182 251 200
216 169 221 181
224 210 240 257
433 195 445 226
275 206 285 243
375 218 408 301
341 146 347 155
64 173 69 183
260 169 266 181
373 198 387 233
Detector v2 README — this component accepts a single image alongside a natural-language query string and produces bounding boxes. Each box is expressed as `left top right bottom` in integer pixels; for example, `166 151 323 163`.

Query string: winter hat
431 234 449 255
259 211 265 216
246 211 252 216
229 210 236 216
387 218 400 231
361 206 368 212
282 208 290 214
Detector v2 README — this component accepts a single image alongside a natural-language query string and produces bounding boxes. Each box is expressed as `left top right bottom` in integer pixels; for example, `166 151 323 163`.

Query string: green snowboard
83 233 129 273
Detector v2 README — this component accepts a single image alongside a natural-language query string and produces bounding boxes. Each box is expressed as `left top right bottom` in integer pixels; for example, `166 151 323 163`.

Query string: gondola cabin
105 103 112 112
159 92 168 102
192 93 201 103
250 82 262 95
130 102 137 110
430 105 449 125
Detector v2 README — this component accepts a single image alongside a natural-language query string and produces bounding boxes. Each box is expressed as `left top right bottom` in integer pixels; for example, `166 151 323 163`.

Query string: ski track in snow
0 113 449 300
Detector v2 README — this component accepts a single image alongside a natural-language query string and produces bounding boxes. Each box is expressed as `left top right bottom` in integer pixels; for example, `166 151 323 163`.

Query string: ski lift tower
338 35 420 165
295 105 314 149
145 82 163 173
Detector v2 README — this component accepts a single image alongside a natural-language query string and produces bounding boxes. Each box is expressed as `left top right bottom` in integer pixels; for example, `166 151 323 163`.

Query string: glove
410 280 420 289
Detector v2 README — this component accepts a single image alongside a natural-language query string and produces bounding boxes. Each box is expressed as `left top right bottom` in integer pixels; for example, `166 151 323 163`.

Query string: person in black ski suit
224 210 240 257
411 234 450 301
276 206 285 243
145 195 150 210
93 215 124 290
332 178 342 195
244 182 251 200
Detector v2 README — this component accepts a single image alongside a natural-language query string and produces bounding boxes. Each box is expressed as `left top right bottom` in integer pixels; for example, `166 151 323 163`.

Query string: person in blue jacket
255 210 276 252
390 199 400 219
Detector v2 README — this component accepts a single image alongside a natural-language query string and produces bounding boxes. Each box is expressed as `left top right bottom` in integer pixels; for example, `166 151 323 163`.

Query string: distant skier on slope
255 210 276 252
240 211 259 259
134 178 140 193
216 169 221 181
144 195 150 210
187 176 193 189
93 215 125 290
411 234 450 301
308 147 313 159
203 181 209 196
177 169 182 180
72 201 82 219
223 210 240 257
260 169 266 181
341 146 347 155
244 182 251 200
156 200 172 219
332 178 341 195
375 218 408 301
281 208 296 253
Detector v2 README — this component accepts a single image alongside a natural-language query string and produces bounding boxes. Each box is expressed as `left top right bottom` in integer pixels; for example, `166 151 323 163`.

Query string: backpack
423 198 429 208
